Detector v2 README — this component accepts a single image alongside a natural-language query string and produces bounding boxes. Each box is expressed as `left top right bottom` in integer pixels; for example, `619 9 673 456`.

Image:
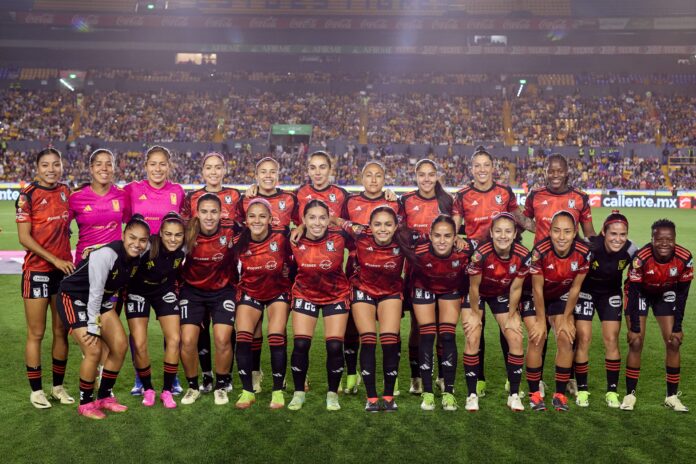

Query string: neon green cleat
393 378 400 396
605 392 620 409
576 390 590 407
235 390 256 409
442 392 458 411
476 380 487 398
344 374 359 394
288 391 306 411
270 390 285 409
420 392 435 411
326 392 341 411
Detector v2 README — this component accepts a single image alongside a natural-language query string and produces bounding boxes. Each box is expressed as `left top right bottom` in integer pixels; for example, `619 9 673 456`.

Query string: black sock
359 333 377 398
268 333 287 391
79 378 95 405
555 365 571 395
666 366 680 397
507 353 524 395
344 335 359 377
436 336 444 379
215 373 230 391
575 361 589 391
251 336 263 372
418 323 437 393
52 358 67 387
625 365 640 395
439 323 457 394
499 329 510 368
136 365 153 391
408 344 420 378
463 352 479 396
326 337 344 393
97 369 119 399
381 332 399 397
26 365 42 392
291 335 311 392
198 322 212 374
478 313 486 381
163 362 178 392
527 365 542 393
186 376 199 390
236 331 254 392
540 321 550 377
605 358 620 393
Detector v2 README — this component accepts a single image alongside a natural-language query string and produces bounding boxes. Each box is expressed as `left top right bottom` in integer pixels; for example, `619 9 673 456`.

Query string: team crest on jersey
632 257 642 268
495 195 503 205
670 267 678 277
531 249 541 264
393 247 400 255
568 199 576 209
618 259 627 270
173 258 182 269
510 264 517 274
224 195 232 204
170 193 177 205
112 200 120 211
278 200 286 210
219 235 228 246
327 240 335 252
270 241 278 252
571 261 578 271
452 260 460 268
328 193 337 203
471 251 482 263
131 266 138 277
60 191 67 202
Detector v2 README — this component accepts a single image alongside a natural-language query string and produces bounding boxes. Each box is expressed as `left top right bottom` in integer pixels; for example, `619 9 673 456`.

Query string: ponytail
434 180 453 216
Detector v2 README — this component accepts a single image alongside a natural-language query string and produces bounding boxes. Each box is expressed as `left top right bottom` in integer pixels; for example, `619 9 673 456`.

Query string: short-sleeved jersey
399 191 443 234
69 184 128 264
626 244 693 295
529 238 591 300
238 189 297 228
236 229 292 301
181 225 238 291
343 192 402 226
128 245 185 295
468 240 530 298
181 187 241 226
124 180 185 234
290 230 351 305
452 182 519 242
583 236 637 296
350 231 405 298
15 182 72 272
523 186 592 244
293 183 349 224
411 239 475 294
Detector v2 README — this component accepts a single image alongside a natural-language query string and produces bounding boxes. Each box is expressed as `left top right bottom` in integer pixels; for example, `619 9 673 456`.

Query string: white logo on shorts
162 292 177 304
223 300 235 312
608 296 621 308
78 311 87 322
32 288 41 298
663 291 676 303
32 275 50 283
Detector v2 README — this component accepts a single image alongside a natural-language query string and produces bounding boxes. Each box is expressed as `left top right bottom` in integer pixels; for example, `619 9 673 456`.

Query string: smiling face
123 224 150 258
603 222 628 253
416 162 437 197
246 203 272 238
652 227 676 261
545 159 568 193
160 221 185 252
430 221 455 257
197 199 221 234
145 151 170 188
490 217 517 255
304 205 329 239
90 152 115 188
370 211 397 245
308 154 331 190
256 160 279 194
471 153 493 189
362 163 385 198
550 214 576 256
36 153 63 187
202 155 225 190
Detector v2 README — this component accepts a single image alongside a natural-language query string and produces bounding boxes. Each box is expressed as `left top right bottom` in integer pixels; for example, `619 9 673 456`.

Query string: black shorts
124 289 179 320
634 291 678 318
55 292 90 331
481 295 511 315
411 288 461 306
351 288 401 307
546 297 570 317
22 270 63 299
237 292 290 311
575 292 623 322
179 285 236 327
292 298 348 318
520 293 535 318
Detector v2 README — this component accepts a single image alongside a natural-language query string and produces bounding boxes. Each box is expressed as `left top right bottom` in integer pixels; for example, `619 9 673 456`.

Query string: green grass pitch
1 202 695 463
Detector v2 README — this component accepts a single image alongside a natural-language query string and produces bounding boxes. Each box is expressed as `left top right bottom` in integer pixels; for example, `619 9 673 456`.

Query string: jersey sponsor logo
139 194 147 200
326 240 335 252
495 195 503 205
270 241 278 252
219 235 228 246
77 311 87 322
32 274 50 282
608 295 621 308
170 193 177 205
571 261 578 271
224 195 232 204
60 191 67 202
384 261 397 270
319 259 333 270
162 292 177 304
74 299 86 306
223 300 235 312
328 193 337 203
112 200 120 211
568 199 576 209
83 205 92 212
669 267 678 277
265 260 278 270
278 200 286 210
212 253 225 262
663 291 676 303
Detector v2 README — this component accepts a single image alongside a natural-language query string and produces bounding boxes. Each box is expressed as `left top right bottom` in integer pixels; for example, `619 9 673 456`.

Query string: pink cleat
98 396 128 413
142 389 156 407
78 401 106 420
160 390 177 409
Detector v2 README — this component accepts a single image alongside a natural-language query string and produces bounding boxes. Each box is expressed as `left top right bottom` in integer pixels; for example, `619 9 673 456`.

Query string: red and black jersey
15 182 72 273
350 230 405 298
342 192 402 225
290 230 350 305
468 240 530 298
181 187 242 225
181 225 238 291
293 183 349 224
128 246 185 295
626 244 693 295
523 186 592 244
529 238 591 300
411 239 475 294
452 182 518 242
238 189 297 228
399 190 443 234
235 229 292 300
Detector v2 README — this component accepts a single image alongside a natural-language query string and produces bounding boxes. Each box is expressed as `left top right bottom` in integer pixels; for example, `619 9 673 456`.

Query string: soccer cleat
344 374 359 394
252 370 263 394
552 393 569 412
160 390 177 409
199 374 214 393
465 394 479 412
181 388 201 405
476 380 486 398
288 391 306 411
364 398 380 413
50 385 75 405
214 388 229 405
326 392 341 411
435 377 445 393
98 396 128 413
130 377 144 396
270 390 285 409
420 392 435 411
225 381 234 393
507 394 524 412
566 379 578 397
539 380 547 399
235 390 256 409
620 393 637 411
171 376 183 396
409 378 423 395
442 392 458 411
605 392 621 409
529 391 547 411
382 398 398 412
504 381 526 398
393 378 400 396
78 401 106 420
665 393 689 412
142 389 156 407
30 390 52 409
576 391 590 407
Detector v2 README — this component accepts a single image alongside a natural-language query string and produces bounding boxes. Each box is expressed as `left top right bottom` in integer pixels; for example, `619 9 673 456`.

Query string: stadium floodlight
519 79 527 84
69 73 77 79
147 3 155 9
59 78 75 92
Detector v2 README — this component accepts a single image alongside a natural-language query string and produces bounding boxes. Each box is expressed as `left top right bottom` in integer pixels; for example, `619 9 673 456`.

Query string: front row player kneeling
56 215 150 419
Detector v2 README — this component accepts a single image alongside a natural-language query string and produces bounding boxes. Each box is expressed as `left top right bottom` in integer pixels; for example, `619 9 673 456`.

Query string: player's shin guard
268 333 287 391
439 323 457 394
359 333 378 398
97 369 119 399
235 331 254 392
506 353 524 395
666 366 680 397
326 337 344 393
290 335 312 392
463 353 479 396
418 323 437 393
381 332 399 397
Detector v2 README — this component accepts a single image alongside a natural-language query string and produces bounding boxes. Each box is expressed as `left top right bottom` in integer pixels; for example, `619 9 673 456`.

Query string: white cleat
465 393 479 412
30 390 52 409
507 393 524 412
665 393 689 412
181 388 201 405
50 385 75 404
252 370 263 394
567 379 578 397
620 392 637 411
409 377 423 395
214 388 229 405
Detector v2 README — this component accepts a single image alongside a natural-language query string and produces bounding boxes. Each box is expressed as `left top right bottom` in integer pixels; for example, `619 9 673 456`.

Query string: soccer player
125 212 186 409
452 146 535 397
17 148 75 408
179 194 238 406
181 152 241 394
333 206 407 411
527 211 591 412
287 200 351 412
621 219 693 412
233 199 292 409
399 159 453 395
576 211 636 408
468 212 530 411
55 215 150 419
408 215 475 412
